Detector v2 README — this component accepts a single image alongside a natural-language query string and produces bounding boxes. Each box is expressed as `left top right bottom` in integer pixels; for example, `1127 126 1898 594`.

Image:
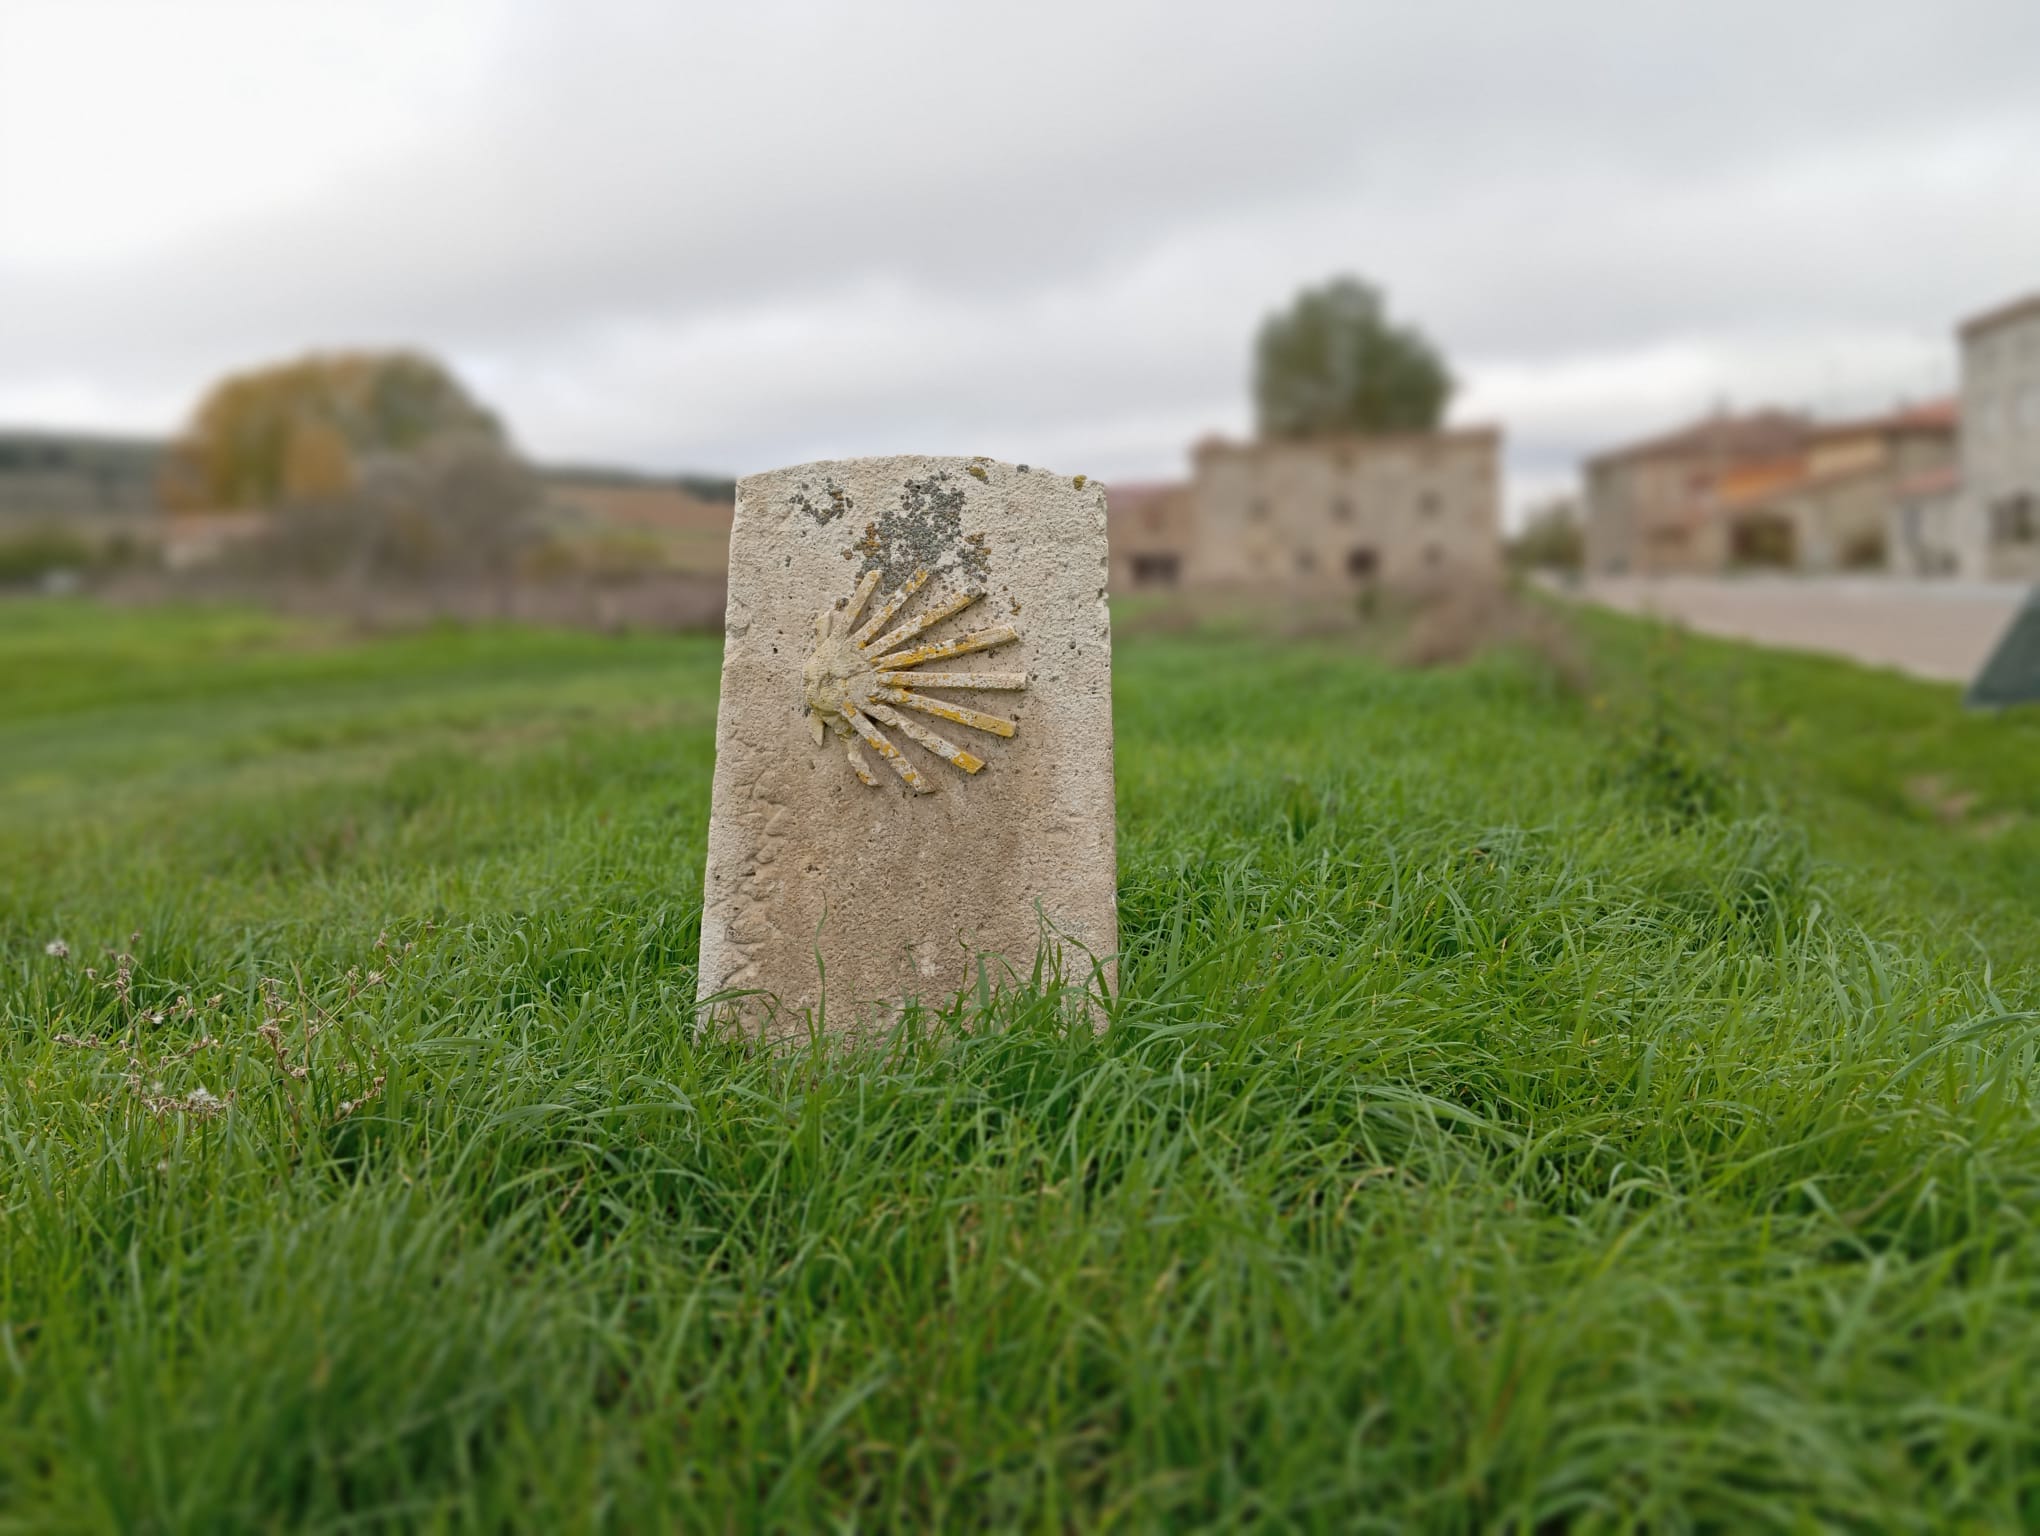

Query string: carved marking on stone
802 565 1025 793
699 454 1116 1037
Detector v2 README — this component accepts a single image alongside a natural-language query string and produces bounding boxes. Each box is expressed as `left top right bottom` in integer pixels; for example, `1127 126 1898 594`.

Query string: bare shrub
230 433 545 590
1397 576 1590 690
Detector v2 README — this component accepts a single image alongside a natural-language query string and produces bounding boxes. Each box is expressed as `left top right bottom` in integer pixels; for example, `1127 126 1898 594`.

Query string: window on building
1330 497 1353 522
1296 548 1317 575
1993 493 2039 545
1417 491 1440 519
1248 497 1271 523
1424 544 1444 567
1129 552 1181 586
1345 547 1377 580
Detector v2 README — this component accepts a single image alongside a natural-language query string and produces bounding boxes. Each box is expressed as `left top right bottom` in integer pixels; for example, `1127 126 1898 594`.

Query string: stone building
1101 482 1196 590
1890 464 1964 577
1955 291 2040 582
1714 402 1956 572
1582 411 1809 575
1108 427 1502 593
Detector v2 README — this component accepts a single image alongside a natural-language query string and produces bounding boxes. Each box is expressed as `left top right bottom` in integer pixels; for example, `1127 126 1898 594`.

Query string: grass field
3 594 2039 1531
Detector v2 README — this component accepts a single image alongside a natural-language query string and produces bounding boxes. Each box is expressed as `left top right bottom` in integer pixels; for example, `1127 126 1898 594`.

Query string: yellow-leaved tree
163 351 505 511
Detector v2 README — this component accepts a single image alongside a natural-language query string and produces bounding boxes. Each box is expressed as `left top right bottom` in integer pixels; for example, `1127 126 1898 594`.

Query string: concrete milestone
697 456 1117 1036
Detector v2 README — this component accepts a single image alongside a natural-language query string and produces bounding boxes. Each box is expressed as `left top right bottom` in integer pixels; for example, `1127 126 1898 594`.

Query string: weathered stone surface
697 456 1117 1036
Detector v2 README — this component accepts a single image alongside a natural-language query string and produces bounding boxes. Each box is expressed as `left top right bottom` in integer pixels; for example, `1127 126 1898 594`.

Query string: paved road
1550 575 2030 684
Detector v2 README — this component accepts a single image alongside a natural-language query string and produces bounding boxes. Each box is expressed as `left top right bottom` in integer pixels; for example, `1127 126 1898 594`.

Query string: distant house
1101 482 1195 590
1714 402 1957 573
1956 292 2040 582
1108 427 1503 594
1890 464 1963 577
1582 410 1810 575
1582 401 1964 576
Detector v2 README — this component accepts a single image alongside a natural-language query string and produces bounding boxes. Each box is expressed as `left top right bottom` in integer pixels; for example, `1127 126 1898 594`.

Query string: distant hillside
0 429 166 527
0 429 736 530
538 462 735 506
538 463 737 578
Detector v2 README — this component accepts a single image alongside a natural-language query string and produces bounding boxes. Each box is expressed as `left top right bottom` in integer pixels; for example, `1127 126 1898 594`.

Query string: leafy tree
1254 277 1453 438
164 351 505 511
1508 497 1585 573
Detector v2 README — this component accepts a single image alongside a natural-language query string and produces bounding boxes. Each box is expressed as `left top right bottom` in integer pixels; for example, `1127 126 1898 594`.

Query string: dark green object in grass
1967 586 2040 708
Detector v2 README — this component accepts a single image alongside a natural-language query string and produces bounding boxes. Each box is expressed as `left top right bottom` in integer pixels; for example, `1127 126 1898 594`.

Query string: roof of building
1586 409 1811 470
1192 424 1502 460
1807 398 1958 441
1719 459 1888 513
1959 291 2040 338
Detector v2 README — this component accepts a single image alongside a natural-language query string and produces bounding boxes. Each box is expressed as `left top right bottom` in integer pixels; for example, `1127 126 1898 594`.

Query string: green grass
3 594 2039 1532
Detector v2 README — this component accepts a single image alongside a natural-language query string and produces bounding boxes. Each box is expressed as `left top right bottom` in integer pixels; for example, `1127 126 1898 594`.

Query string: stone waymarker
697 456 1117 1036
1966 586 2040 709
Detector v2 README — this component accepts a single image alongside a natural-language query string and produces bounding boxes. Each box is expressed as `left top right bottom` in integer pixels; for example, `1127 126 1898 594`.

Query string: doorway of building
1130 552 1181 587
1729 514 1796 568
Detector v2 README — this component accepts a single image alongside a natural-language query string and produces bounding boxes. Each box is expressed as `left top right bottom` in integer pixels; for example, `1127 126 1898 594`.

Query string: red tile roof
1588 410 1812 469
1809 398 1958 440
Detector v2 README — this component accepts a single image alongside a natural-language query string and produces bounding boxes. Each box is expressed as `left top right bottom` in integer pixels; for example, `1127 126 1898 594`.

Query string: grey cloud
3 0 2037 506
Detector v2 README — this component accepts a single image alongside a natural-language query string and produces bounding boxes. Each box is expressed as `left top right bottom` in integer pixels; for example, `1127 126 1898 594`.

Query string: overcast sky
3 1 2037 516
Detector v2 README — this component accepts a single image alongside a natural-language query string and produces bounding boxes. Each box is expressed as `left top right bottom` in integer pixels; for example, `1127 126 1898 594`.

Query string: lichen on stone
790 480 852 525
843 471 990 595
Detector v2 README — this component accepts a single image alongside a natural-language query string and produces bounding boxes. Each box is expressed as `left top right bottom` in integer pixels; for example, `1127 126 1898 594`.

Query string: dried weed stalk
55 929 408 1133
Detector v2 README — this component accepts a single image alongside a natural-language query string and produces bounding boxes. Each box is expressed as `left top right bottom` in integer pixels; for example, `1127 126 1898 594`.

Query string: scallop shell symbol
803 566 1026 793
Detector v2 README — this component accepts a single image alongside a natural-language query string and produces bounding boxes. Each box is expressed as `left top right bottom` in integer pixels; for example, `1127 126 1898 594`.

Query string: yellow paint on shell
877 687 1017 739
843 705 930 792
871 623 1021 671
864 700 985 774
861 587 979 657
875 670 1027 690
807 559 1029 792
850 567 930 648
